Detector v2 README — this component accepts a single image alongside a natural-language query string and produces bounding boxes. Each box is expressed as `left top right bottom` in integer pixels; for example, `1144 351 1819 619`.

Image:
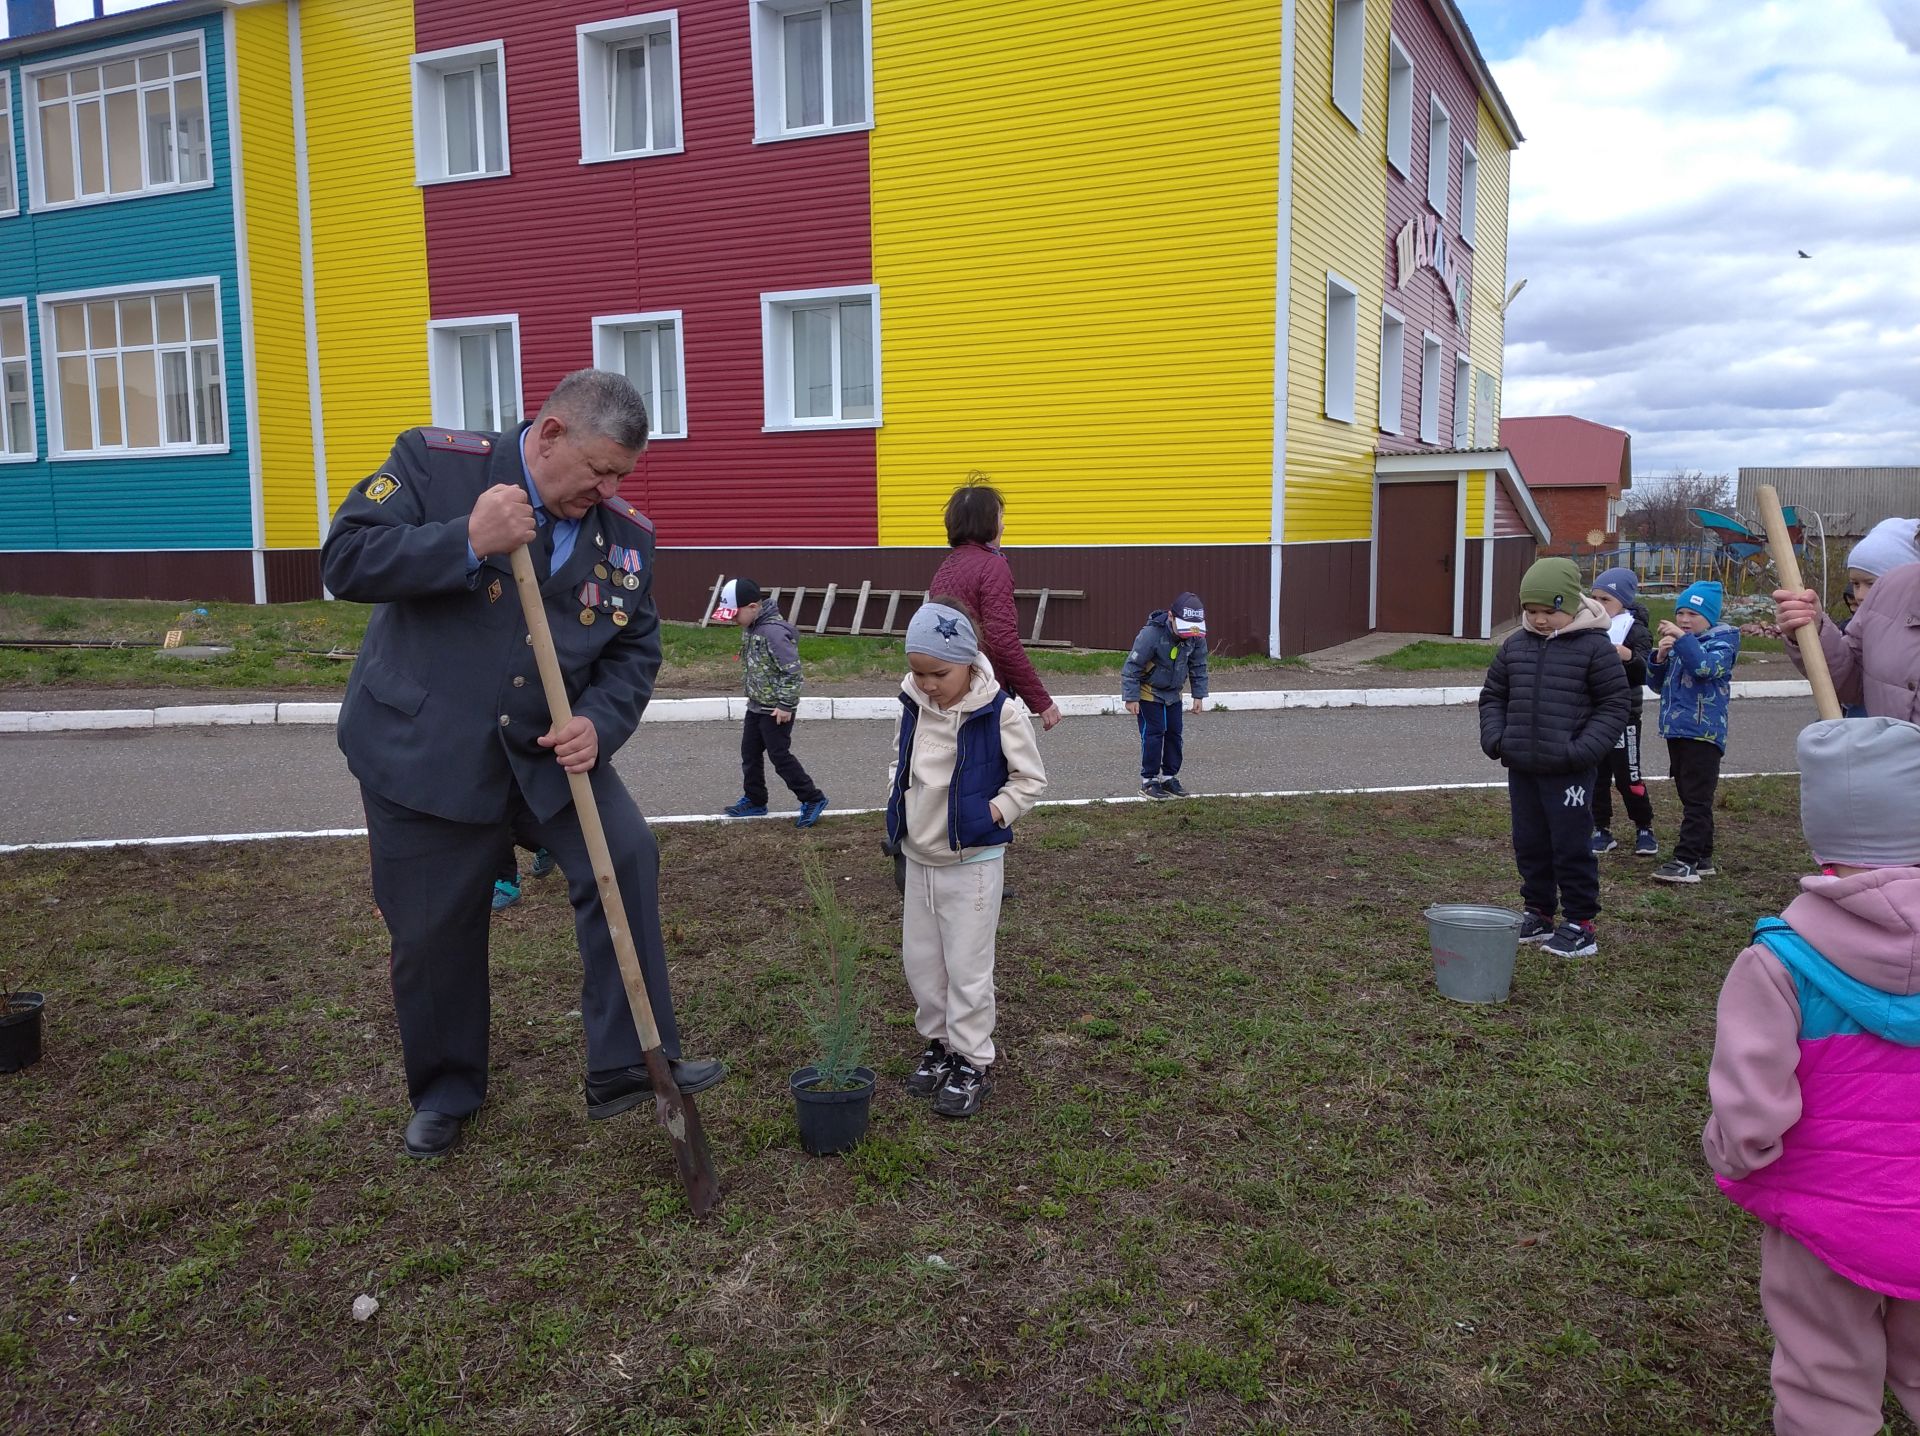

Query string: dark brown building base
2 550 325 604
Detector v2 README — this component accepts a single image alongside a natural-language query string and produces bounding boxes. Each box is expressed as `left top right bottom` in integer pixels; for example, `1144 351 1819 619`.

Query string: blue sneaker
723 797 768 818
795 795 830 829
1634 829 1659 857
491 877 522 911
529 847 555 877
1590 830 1618 854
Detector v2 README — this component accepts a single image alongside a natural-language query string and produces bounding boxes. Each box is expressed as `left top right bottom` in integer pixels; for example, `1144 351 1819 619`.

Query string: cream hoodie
890 655 1048 866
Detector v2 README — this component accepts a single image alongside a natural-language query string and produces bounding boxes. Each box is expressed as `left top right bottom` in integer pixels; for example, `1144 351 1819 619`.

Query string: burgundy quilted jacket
927 542 1055 716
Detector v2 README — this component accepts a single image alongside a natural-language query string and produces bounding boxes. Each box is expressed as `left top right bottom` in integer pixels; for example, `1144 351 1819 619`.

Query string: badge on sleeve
364 474 401 504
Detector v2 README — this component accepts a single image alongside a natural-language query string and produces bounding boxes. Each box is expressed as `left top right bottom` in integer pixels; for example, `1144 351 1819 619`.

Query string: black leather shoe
403 1110 463 1159
585 1058 728 1119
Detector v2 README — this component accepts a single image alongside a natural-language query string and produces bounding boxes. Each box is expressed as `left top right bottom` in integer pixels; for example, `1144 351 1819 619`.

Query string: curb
0 679 1816 735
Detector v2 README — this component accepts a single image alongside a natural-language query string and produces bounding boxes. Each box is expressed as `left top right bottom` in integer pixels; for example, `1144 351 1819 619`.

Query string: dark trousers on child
1508 768 1601 924
741 710 823 807
1137 698 1185 781
1667 737 1723 866
1592 714 1654 833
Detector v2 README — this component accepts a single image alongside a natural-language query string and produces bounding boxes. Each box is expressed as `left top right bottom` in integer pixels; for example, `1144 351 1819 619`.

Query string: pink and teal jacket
1703 867 1920 1298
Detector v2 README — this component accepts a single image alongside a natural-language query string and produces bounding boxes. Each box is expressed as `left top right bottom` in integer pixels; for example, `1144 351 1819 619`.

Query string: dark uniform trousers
363 767 682 1120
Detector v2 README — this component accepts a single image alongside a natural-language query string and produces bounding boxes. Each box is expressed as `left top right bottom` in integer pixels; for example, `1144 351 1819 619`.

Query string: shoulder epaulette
418 428 495 456
601 496 655 534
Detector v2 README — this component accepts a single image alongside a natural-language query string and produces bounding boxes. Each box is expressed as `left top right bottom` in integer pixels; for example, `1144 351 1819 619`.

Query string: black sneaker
1159 777 1190 798
905 1039 948 1097
1518 910 1555 944
1652 860 1702 884
1590 829 1618 854
931 1056 990 1118
1543 921 1598 958
1140 779 1169 800
1634 829 1659 857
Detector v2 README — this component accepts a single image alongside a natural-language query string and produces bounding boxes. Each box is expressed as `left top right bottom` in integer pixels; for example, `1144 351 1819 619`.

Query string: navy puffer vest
885 690 1013 853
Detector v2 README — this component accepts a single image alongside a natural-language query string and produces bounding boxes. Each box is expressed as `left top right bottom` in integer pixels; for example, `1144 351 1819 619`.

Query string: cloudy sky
1453 0 1920 478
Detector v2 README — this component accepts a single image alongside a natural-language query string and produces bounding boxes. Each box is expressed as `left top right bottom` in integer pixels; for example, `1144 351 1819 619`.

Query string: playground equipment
1688 502 1829 606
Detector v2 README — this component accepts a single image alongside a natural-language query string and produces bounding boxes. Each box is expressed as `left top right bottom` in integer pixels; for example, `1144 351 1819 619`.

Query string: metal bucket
1422 905 1522 1004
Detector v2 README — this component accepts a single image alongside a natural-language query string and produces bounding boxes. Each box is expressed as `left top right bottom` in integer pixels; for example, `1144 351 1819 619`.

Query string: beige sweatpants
901 855 1003 1067
1761 1227 1920 1435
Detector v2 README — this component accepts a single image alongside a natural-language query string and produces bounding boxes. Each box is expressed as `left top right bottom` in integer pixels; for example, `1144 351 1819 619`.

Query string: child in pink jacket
1703 716 1920 1435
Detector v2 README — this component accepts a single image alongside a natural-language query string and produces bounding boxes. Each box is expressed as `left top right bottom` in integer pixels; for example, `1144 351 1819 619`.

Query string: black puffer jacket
1479 597 1631 774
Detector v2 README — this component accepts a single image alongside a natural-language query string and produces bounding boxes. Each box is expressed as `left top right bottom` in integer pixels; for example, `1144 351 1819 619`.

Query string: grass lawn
4 779 1881 1433
1370 597 1793 674
0 593 1298 694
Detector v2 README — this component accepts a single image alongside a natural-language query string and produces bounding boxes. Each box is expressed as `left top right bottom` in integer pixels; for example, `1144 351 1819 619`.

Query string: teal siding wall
0 12 250 554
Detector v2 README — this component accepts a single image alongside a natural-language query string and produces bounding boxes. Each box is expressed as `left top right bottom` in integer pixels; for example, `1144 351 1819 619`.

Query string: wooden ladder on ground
698 577 1085 647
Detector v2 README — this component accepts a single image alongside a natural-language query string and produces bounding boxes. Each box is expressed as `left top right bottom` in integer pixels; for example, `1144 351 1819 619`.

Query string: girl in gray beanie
882 602 1048 1118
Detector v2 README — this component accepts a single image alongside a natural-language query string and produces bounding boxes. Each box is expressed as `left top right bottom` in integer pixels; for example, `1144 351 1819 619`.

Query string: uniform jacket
1703 868 1920 1299
322 425 660 825
884 658 1047 866
740 600 803 713
1788 562 1920 722
928 542 1055 716
1647 622 1741 749
1478 597 1631 774
1120 610 1211 705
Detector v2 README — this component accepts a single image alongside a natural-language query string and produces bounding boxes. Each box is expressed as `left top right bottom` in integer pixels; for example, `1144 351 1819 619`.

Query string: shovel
1757 484 1843 722
509 544 720 1218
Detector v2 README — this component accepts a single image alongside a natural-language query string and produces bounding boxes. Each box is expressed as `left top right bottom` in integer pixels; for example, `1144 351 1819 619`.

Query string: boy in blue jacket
1121 591 1210 799
1648 580 1741 884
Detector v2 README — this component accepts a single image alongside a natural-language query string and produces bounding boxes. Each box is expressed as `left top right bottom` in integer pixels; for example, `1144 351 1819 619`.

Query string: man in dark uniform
322 368 724 1159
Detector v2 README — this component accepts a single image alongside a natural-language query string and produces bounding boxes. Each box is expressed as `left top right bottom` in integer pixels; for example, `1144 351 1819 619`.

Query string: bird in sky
1797 250 1812 258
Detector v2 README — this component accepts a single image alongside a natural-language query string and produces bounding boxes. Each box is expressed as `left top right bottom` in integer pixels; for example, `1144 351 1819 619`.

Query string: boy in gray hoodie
713 577 828 828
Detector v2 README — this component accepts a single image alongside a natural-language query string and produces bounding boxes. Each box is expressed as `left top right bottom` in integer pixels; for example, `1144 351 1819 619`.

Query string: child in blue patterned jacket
1647 580 1741 884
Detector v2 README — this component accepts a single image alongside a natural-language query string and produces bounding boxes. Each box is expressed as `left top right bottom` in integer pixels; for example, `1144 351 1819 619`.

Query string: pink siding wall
413 0 877 546
1377 0 1477 455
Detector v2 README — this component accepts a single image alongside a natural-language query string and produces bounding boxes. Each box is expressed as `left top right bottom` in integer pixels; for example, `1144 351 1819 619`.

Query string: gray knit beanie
1799 718 1920 868
904 603 979 664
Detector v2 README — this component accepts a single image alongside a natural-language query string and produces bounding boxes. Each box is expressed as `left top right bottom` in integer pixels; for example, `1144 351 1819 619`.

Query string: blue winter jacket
884 689 1013 854
1120 611 1210 704
1647 623 1741 749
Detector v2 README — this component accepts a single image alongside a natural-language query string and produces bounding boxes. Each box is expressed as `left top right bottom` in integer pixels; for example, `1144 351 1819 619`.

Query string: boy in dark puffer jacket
1479 557 1632 958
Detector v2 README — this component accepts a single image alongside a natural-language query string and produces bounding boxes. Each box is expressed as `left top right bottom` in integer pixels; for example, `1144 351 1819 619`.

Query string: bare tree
1619 471 1735 543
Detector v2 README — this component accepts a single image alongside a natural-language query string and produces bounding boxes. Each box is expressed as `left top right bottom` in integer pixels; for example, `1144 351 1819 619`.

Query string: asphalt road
0 700 1811 847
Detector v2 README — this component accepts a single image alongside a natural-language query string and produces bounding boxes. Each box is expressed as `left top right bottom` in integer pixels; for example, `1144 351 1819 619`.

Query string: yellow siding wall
232 4 317 548
871 3 1282 547
1464 468 1486 538
1469 104 1511 450
301 0 429 512
1282 0 1390 543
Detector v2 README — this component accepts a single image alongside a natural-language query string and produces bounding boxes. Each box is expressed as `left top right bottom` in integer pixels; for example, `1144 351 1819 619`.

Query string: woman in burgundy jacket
928 476 1063 731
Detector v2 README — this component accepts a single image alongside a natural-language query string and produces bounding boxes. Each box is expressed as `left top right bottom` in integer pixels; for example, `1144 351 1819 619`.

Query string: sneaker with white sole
1590 829 1618 855
1543 921 1598 958
1140 779 1170 800
1652 859 1703 884
1634 829 1659 857
1518 910 1555 944
1158 777 1190 798
931 1056 990 1118
905 1039 948 1097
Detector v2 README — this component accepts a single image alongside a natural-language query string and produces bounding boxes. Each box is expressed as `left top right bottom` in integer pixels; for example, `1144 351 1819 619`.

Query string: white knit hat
1799 718 1920 868
1845 517 1920 579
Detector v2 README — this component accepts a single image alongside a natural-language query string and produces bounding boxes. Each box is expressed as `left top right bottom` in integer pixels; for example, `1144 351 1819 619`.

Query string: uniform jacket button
513 675 526 688
499 714 510 728
525 634 533 645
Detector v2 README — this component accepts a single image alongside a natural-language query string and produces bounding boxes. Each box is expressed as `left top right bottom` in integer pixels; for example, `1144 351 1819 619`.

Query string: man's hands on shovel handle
1773 588 1821 637
539 715 599 772
468 483 536 560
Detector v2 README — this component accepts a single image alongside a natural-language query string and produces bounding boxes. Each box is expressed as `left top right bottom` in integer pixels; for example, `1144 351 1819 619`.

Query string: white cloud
1493 0 1920 476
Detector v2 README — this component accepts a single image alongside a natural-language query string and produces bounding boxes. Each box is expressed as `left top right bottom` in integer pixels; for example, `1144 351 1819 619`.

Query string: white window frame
0 75 18 218
1418 332 1441 445
1377 305 1404 434
1426 92 1450 218
749 0 874 145
22 30 214 214
427 314 522 432
1385 35 1412 177
759 283 880 431
1451 352 1470 447
40 276 230 460
592 310 688 440
1473 368 1498 447
0 296 35 461
1331 0 1365 129
411 40 510 186
1460 141 1479 247
577 12 684 165
1323 272 1358 424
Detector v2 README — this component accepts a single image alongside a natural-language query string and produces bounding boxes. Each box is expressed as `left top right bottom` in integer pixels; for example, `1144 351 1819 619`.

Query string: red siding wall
413 0 876 546
1377 0 1476 454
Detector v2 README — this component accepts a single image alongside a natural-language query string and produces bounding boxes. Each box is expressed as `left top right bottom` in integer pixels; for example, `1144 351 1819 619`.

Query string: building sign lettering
1395 214 1470 334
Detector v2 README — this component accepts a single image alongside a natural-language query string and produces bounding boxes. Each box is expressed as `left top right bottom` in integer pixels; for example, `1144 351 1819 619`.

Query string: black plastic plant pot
791 1065 876 1156
0 992 44 1074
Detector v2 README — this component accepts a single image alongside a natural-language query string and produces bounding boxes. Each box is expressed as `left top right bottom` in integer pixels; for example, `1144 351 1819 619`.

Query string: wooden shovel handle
1758 484 1843 722
507 545 664 1052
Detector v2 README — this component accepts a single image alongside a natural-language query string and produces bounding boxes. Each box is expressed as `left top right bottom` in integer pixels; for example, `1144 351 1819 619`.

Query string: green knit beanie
1518 557 1583 612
